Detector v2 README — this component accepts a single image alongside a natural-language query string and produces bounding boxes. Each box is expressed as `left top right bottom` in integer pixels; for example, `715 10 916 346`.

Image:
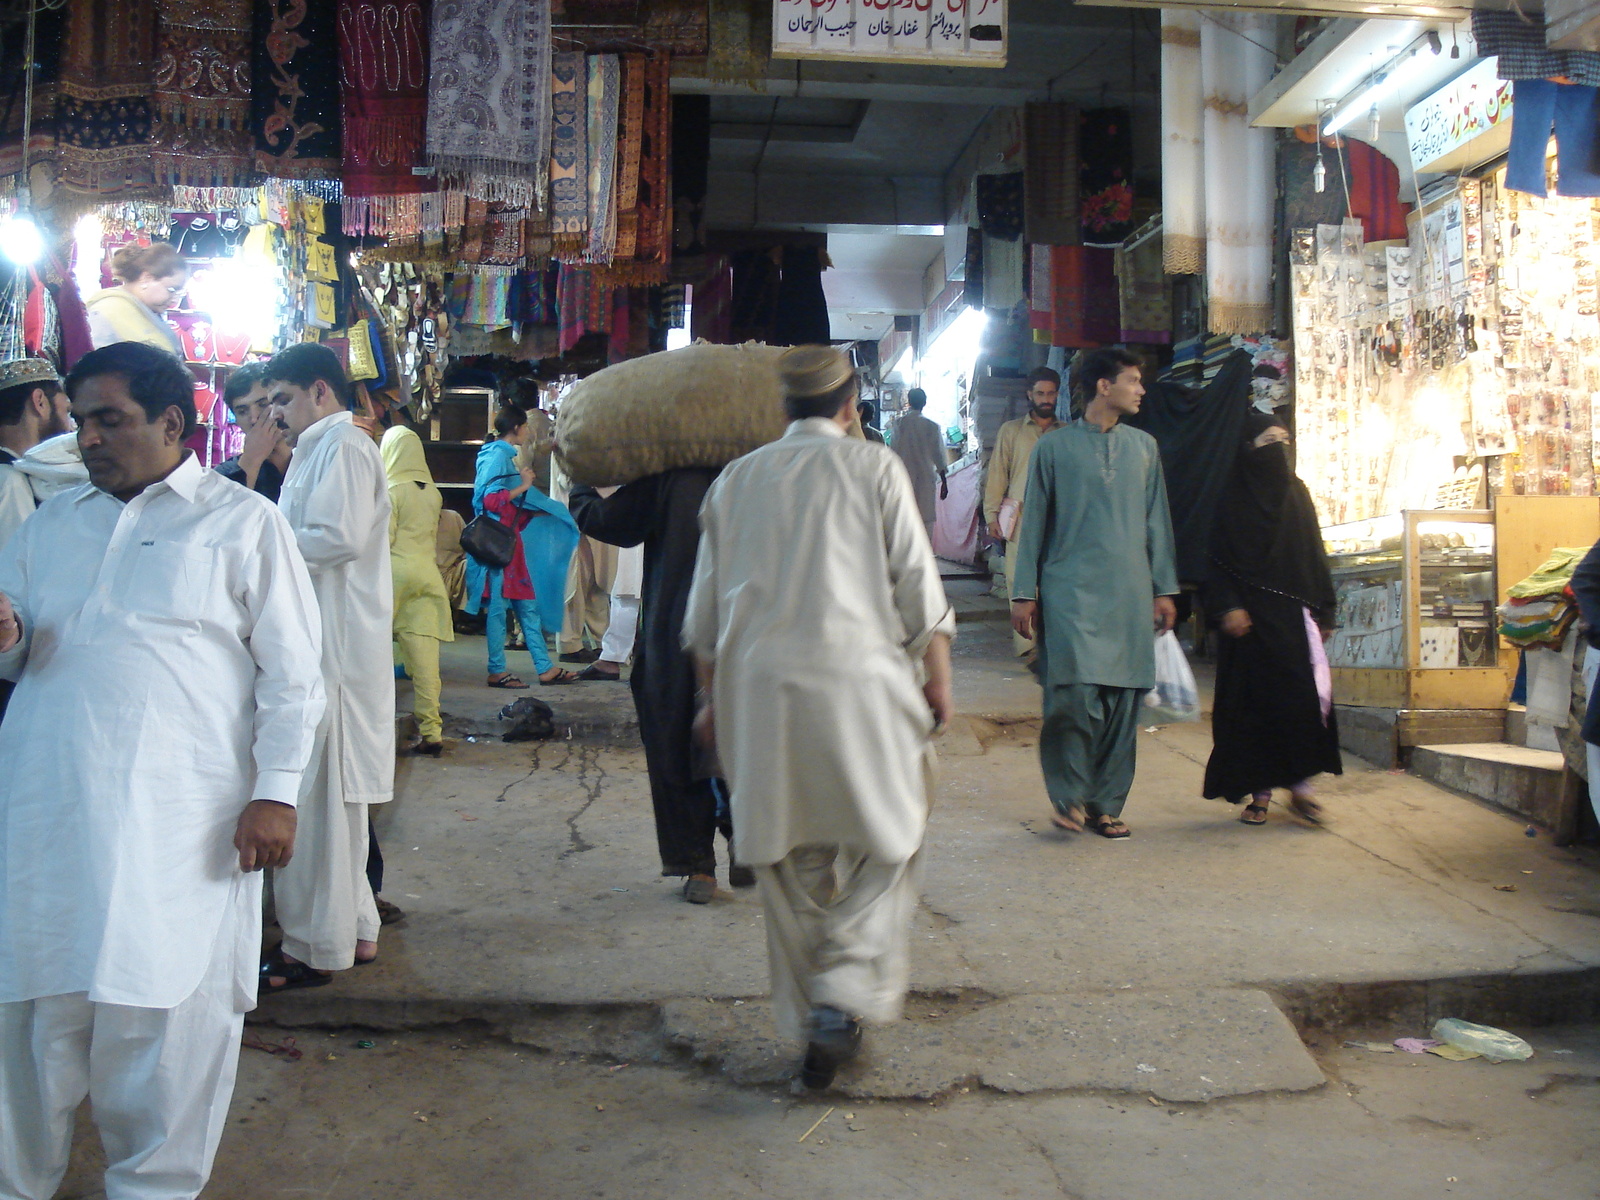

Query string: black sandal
1089 814 1131 839
259 950 332 994
1241 803 1270 825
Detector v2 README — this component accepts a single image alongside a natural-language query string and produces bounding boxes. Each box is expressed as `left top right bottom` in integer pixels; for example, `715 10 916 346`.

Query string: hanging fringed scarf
56 0 157 195
253 0 342 178
340 0 434 237
549 52 590 253
152 0 256 189
596 55 672 285
579 55 621 265
426 0 551 209
612 56 647 261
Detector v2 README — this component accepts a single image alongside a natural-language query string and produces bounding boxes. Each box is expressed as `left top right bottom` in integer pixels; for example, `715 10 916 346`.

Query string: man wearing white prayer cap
684 344 955 1089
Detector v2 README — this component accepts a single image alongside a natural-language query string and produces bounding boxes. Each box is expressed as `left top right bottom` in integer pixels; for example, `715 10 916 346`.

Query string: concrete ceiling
672 0 1164 339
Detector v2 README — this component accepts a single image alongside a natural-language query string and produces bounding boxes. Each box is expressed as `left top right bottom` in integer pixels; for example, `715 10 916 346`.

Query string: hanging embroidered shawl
612 56 647 261
1115 228 1172 343
1078 108 1135 244
253 0 342 178
556 262 613 351
581 55 622 264
56 0 156 195
426 0 551 207
340 0 433 236
549 52 590 250
706 0 770 88
152 0 255 189
1050 245 1119 348
599 53 672 284
1201 12 1274 335
1160 9 1204 275
1024 102 1079 247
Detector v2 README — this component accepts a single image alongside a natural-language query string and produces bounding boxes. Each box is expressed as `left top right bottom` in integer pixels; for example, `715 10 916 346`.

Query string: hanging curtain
56 0 156 195
425 0 551 206
340 0 433 237
1200 12 1275 335
1160 9 1203 275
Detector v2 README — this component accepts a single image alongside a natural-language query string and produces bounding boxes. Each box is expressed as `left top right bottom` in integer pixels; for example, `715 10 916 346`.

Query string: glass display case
1322 510 1508 710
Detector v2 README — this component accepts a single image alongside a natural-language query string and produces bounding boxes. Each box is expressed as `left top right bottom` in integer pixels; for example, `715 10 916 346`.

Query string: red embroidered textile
1050 246 1119 348
339 0 434 235
483 491 535 599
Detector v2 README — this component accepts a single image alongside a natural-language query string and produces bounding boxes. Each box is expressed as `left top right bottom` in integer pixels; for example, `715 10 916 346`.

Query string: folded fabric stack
1498 546 1591 649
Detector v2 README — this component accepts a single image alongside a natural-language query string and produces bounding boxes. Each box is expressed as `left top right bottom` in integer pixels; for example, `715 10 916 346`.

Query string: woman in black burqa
1202 412 1342 824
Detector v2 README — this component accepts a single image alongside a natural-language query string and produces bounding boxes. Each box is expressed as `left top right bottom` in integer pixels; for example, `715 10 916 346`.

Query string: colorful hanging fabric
482 206 528 267
556 262 613 351
1341 137 1411 242
1078 108 1135 244
706 0 771 87
152 0 256 188
1050 245 1118 348
1023 102 1079 247
56 0 156 195
1200 12 1274 334
612 56 647 261
1029 243 1053 333
549 53 590 251
581 55 622 265
339 0 433 236
426 0 552 208
1160 9 1203 275
253 0 342 178
1114 230 1171 343
626 55 673 282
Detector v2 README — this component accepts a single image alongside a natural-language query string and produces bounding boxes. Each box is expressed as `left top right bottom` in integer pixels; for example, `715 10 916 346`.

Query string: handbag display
460 512 515 569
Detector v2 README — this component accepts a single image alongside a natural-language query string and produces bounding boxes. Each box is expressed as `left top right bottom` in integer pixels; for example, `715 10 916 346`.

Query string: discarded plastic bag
1431 1018 1534 1063
1143 631 1200 724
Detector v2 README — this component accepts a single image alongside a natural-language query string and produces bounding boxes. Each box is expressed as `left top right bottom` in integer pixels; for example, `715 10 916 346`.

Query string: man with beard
0 358 74 550
984 367 1063 658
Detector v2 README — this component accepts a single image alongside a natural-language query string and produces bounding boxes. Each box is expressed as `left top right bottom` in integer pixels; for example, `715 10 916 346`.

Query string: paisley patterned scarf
57 0 156 195
153 0 256 189
340 0 433 235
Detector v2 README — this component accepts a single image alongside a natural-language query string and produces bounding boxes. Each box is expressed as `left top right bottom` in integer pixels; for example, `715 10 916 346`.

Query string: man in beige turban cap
684 344 955 1089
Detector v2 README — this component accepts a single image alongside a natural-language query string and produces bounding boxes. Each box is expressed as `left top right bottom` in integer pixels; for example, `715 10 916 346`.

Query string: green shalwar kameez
1010 420 1179 818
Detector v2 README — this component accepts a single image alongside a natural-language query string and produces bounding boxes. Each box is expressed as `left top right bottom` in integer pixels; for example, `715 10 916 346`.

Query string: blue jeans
485 573 553 677
1507 79 1600 198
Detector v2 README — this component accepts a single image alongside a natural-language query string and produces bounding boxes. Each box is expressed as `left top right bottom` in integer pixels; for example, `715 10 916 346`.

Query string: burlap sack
553 341 860 487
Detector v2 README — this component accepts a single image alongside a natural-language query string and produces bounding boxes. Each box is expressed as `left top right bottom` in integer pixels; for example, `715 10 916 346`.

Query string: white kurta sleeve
292 439 386 573
0 511 36 680
0 467 36 553
877 456 955 655
681 487 721 662
243 503 328 805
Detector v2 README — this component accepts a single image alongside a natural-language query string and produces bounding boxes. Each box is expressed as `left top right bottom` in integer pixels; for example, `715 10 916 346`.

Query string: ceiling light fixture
1322 35 1443 138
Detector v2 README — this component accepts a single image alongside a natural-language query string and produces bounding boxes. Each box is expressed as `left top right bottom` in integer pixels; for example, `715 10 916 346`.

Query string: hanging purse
460 511 516 569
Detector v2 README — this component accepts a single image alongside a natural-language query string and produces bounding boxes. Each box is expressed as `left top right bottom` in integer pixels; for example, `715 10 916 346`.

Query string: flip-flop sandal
487 675 529 689
1050 810 1086 832
1089 815 1131 839
259 951 332 994
540 669 580 685
1241 803 1270 825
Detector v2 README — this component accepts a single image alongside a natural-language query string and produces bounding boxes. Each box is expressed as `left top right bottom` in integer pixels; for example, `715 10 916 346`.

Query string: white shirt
0 451 34 550
0 454 325 1008
279 411 395 806
684 418 956 866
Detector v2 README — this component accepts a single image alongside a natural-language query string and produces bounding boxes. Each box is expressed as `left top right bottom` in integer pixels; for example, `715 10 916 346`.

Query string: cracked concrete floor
262 716 1600 1016
61 1023 1600 1200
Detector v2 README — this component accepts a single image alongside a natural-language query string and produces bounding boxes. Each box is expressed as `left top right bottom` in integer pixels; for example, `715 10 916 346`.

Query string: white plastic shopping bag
1143 630 1200 724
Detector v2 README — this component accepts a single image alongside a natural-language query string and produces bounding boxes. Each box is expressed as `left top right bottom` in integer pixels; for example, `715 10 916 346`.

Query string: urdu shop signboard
772 0 1007 67
1405 57 1514 174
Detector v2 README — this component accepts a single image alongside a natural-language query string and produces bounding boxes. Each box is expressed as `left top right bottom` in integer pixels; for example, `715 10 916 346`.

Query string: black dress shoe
727 864 757 888
800 1005 862 1089
560 647 602 663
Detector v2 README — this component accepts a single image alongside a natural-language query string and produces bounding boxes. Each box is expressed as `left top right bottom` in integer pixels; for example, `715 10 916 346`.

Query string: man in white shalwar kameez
261 344 395 985
0 341 324 1199
685 345 955 1089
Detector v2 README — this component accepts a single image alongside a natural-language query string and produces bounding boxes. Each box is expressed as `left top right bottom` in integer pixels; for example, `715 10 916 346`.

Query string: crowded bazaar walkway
252 584 1600 1106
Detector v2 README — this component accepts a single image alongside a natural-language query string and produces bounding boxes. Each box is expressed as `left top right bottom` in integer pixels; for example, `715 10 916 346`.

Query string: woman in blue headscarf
464 407 582 687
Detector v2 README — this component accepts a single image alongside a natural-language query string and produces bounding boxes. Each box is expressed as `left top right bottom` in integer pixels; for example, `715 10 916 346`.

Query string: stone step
1410 742 1565 825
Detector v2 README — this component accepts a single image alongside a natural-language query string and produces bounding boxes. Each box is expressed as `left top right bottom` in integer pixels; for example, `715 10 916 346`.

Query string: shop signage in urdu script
773 0 1006 66
1405 57 1514 174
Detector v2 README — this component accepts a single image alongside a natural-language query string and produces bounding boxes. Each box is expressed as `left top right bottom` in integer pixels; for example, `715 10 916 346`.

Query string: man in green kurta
1010 349 1179 839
